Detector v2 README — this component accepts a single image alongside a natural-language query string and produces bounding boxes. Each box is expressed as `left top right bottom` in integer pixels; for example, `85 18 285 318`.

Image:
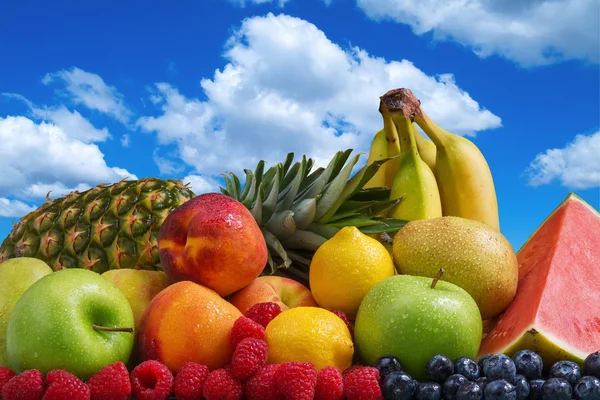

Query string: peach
229 275 318 315
137 280 242 373
158 192 268 297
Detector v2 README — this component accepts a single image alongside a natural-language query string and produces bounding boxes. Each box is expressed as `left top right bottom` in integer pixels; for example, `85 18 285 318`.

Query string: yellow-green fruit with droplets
354 274 482 381
392 216 518 320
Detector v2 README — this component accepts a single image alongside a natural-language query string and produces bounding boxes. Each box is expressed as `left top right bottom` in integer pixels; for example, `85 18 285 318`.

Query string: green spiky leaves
220 150 408 283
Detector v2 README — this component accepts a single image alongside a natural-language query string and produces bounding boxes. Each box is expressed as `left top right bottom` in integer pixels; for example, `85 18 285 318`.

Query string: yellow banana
364 128 388 188
414 128 437 176
379 95 442 221
383 88 500 231
381 103 402 189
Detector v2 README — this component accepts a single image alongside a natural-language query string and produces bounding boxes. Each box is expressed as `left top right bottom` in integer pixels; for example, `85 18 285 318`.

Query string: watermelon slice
478 193 600 368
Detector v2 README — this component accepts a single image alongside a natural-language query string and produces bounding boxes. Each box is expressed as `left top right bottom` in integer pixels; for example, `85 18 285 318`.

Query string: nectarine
158 192 268 297
137 280 242 373
229 276 318 315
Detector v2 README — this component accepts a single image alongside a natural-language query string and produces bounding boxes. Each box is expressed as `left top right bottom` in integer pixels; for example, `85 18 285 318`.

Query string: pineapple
220 149 407 286
0 178 195 273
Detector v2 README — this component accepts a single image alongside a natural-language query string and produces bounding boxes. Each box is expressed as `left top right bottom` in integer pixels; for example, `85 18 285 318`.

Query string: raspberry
43 370 90 400
314 366 344 400
342 364 363 378
202 368 243 400
244 302 282 328
343 366 382 400
87 361 131 400
275 362 318 400
173 362 210 400
332 310 354 340
230 316 265 349
2 369 45 400
230 338 268 381
243 364 283 400
130 360 174 400
0 366 17 396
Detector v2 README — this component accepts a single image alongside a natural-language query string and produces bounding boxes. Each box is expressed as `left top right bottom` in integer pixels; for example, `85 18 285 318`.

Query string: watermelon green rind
478 192 600 369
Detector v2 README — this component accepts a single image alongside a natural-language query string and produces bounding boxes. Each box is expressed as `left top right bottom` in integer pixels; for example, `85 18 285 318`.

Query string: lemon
309 226 395 319
265 307 354 371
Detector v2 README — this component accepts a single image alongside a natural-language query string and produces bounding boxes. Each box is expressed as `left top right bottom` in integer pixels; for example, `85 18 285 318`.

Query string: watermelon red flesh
478 193 600 365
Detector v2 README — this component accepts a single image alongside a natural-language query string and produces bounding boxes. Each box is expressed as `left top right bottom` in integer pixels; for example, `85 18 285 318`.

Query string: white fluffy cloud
526 131 600 190
42 67 132 123
137 13 501 178
229 0 289 7
0 198 36 218
0 116 137 217
353 0 599 66
182 174 222 195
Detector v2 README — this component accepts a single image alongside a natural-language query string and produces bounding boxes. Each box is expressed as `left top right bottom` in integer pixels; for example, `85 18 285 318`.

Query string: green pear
101 269 171 367
354 271 482 381
6 269 135 380
0 258 53 366
101 269 171 329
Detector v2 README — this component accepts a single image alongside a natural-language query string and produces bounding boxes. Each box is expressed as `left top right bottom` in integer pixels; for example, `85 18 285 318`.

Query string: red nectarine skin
158 193 268 297
137 280 242 373
229 275 318 315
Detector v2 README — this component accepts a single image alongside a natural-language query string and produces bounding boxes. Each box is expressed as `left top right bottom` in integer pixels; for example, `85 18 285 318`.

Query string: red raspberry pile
0 304 376 400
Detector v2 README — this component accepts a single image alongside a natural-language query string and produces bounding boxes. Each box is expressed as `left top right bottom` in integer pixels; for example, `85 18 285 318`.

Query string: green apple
0 257 53 366
354 270 483 381
6 268 135 380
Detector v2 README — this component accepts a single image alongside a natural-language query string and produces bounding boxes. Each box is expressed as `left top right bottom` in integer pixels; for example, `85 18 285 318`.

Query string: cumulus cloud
228 0 290 7
0 116 137 202
354 0 599 66
42 67 132 122
182 174 222 195
137 13 501 178
3 93 111 143
526 131 600 190
0 198 37 218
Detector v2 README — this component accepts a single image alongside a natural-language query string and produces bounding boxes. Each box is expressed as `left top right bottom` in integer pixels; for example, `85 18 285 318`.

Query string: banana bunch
365 88 500 231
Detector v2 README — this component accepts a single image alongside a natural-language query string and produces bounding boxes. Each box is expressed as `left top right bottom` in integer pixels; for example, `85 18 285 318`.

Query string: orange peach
158 192 268 297
229 275 318 315
137 280 242 373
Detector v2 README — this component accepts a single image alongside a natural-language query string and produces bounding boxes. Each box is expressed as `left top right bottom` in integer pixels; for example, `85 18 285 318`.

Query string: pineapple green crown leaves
219 149 407 282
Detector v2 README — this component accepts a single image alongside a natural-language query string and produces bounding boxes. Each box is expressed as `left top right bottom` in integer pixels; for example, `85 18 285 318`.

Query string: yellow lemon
265 307 354 371
309 226 395 319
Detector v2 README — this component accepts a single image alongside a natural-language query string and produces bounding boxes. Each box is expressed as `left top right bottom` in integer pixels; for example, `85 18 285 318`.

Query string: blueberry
414 382 442 400
483 354 517 382
442 374 468 400
549 360 583 386
475 377 488 392
511 349 543 380
426 355 455 384
454 357 480 381
382 371 418 400
528 379 545 400
478 354 493 372
484 379 517 400
456 382 482 400
543 377 573 400
584 352 600 378
375 355 403 379
512 374 529 400
574 376 600 400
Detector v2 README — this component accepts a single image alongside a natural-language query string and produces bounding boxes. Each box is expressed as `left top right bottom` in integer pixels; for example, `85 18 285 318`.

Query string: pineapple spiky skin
0 178 195 273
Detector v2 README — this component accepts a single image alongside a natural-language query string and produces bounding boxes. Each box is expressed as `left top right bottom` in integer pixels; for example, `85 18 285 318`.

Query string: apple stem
430 268 445 289
92 324 134 333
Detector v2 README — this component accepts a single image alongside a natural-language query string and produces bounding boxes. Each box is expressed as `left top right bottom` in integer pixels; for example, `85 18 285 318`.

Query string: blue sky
0 0 598 252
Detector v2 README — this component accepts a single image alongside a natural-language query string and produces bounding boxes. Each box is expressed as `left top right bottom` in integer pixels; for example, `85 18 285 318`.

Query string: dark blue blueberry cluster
372 351 600 400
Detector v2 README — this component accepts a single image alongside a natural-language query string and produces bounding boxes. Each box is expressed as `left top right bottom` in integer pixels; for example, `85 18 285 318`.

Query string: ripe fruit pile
0 86 598 400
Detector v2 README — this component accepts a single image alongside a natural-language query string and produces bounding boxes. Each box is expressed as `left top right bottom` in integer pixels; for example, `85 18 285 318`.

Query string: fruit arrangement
0 87 598 400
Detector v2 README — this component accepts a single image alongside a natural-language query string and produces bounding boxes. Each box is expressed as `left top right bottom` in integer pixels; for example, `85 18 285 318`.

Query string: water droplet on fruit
33 352 38 358
402 313 408 319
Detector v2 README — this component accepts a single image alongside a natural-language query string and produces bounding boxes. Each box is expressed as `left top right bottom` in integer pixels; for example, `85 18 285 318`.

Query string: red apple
228 276 318 315
158 193 268 297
